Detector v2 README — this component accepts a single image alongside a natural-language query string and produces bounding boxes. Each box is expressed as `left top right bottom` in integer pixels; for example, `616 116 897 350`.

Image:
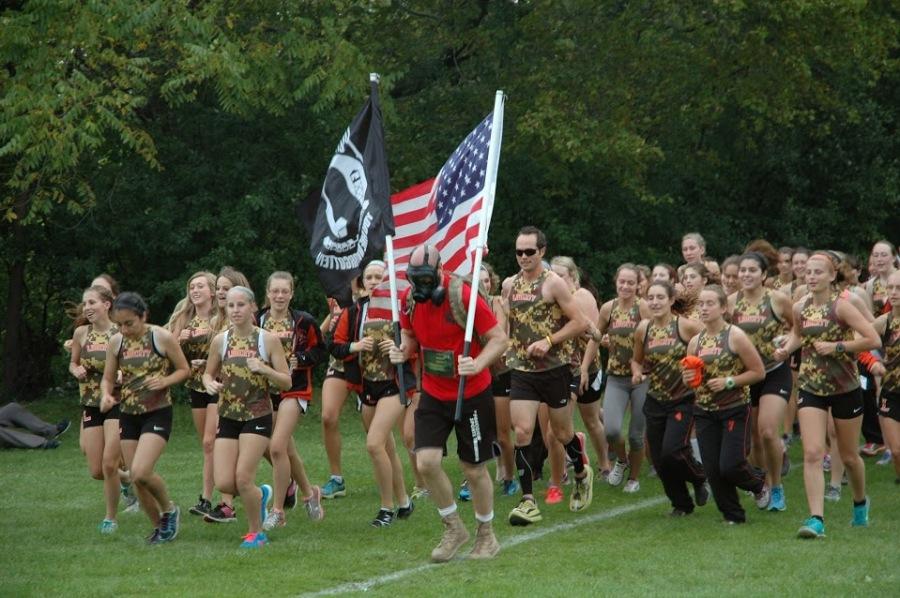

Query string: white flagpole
455 90 505 421
385 234 409 406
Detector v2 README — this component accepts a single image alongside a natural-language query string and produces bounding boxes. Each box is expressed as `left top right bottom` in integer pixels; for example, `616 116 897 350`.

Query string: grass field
1 395 898 597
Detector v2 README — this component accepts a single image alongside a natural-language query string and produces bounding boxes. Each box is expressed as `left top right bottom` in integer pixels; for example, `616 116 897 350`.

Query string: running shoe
502 479 521 496
189 496 213 517
158 505 180 542
693 481 710 507
822 454 832 472
321 477 346 499
598 468 611 483
240 531 269 549
508 497 542 526
545 485 563 505
859 442 885 457
431 512 470 562
99 519 118 534
204 502 236 523
797 516 826 539
458 480 472 502
824 484 841 502
263 509 286 531
841 471 849 486
768 485 786 512
647 465 658 478
146 527 163 545
304 485 325 521
623 479 640 494
781 449 791 477
876 450 893 466
754 484 771 510
669 508 692 517
607 460 628 486
411 486 430 501
54 419 71 438
570 467 594 512
561 470 571 486
284 479 298 510
851 497 870 527
396 499 415 520
575 431 590 468
121 484 140 513
259 484 272 527
371 508 395 528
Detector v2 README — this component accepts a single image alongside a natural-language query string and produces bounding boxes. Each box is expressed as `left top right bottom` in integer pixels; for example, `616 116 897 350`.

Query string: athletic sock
812 515 824 523
564 436 586 475
438 503 458 518
515 445 534 496
475 511 494 523
853 498 867 507
331 475 344 484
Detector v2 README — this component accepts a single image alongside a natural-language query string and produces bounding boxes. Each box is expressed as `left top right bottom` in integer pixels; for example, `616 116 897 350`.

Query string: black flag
302 77 393 307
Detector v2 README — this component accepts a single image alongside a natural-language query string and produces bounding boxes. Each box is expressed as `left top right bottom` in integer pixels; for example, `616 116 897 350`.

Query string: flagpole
454 90 506 422
385 235 409 407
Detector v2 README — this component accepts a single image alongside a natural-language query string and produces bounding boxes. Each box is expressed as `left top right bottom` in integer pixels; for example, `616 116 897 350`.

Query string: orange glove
681 355 704 388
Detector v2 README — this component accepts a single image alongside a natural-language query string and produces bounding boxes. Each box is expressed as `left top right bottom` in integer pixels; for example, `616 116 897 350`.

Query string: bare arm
631 320 649 384
249 331 292 391
99 334 122 412
148 328 190 390
69 326 88 380
202 333 225 395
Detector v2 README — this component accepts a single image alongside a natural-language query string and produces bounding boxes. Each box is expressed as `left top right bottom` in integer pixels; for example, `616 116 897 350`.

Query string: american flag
390 113 495 275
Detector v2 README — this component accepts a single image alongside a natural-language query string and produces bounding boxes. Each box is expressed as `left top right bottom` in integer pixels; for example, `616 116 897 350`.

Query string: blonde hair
214 266 250 331
166 271 217 334
551 256 581 287
263 271 295 309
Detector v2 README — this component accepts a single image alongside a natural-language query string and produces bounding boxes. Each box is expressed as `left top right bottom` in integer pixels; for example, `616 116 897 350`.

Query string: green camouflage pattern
262 315 294 355
733 290 786 372
799 294 859 396
360 319 394 381
643 318 691 402
507 271 570 372
182 314 212 392
119 327 172 415
78 324 117 407
218 328 273 421
871 277 888 314
606 299 642 376
881 315 899 393
694 325 748 411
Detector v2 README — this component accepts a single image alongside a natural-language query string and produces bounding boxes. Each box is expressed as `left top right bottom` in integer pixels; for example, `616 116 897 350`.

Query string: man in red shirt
387 245 509 563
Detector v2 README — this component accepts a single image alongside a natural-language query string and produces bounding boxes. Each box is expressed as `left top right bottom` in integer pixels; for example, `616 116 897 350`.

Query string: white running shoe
623 479 640 494
607 460 629 486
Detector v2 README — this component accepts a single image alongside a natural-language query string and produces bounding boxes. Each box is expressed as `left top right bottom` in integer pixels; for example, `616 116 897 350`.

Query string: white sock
475 511 494 523
438 503 458 518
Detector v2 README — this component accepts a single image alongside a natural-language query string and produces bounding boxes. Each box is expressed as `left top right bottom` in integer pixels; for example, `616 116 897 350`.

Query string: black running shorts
119 407 172 441
879 390 900 422
510 366 572 409
190 389 218 409
797 388 863 420
415 387 496 465
216 413 273 439
82 404 119 429
750 363 792 407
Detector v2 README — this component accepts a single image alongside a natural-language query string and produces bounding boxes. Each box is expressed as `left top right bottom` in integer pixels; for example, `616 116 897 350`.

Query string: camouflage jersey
643 318 692 403
870 277 889 315
489 295 510 376
260 313 293 394
799 293 859 396
882 314 900 394
694 325 748 411
181 314 213 393
507 270 570 372
732 290 786 372
118 327 172 415
78 324 118 407
772 278 794 295
606 299 641 377
325 310 345 374
360 319 394 382
218 327 272 421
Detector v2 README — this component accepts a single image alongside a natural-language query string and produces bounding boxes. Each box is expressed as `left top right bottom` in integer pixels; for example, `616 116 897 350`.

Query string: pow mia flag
302 75 394 307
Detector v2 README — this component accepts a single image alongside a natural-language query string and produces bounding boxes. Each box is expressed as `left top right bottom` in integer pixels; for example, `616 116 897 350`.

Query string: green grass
1 395 898 597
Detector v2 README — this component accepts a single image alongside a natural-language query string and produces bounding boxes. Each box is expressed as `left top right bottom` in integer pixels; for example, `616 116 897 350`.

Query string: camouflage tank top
218 328 273 421
643 318 692 402
182 314 213 392
871 277 889 314
606 299 641 377
694 325 748 411
78 324 117 407
732 290 786 372
325 310 345 373
882 314 900 394
799 294 859 396
507 271 569 372
118 327 172 415
360 319 394 382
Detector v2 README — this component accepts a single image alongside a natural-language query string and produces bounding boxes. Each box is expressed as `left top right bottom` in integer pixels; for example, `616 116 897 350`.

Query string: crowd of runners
66 230 899 558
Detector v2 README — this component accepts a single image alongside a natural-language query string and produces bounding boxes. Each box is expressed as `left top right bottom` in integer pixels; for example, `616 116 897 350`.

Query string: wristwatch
835 342 846 354
725 376 735 390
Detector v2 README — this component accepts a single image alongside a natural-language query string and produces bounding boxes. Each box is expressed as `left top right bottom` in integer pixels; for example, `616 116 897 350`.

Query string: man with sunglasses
388 244 509 562
503 225 592 525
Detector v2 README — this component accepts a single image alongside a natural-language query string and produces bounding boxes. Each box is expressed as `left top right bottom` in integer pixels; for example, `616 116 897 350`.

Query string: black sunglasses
515 248 538 257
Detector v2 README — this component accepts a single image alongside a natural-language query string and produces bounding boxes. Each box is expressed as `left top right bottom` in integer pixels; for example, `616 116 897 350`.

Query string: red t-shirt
400 275 497 401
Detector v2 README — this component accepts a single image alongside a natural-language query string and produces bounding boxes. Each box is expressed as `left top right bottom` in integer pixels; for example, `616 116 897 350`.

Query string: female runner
680 262 710 321
873 271 900 482
681 285 767 524
203 286 292 548
774 253 880 538
70 285 124 533
100 292 190 543
632 281 707 515
258 271 326 529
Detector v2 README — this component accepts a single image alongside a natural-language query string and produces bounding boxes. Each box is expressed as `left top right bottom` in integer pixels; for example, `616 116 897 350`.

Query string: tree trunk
1 195 29 398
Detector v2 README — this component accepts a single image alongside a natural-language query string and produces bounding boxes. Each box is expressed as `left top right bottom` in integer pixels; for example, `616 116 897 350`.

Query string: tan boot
430 511 470 563
469 520 500 560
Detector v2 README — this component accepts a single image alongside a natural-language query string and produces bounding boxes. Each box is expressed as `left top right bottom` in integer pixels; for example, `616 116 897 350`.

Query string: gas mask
407 246 446 305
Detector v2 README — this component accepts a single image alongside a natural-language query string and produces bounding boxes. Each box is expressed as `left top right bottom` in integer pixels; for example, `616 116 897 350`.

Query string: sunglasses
516 248 538 257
